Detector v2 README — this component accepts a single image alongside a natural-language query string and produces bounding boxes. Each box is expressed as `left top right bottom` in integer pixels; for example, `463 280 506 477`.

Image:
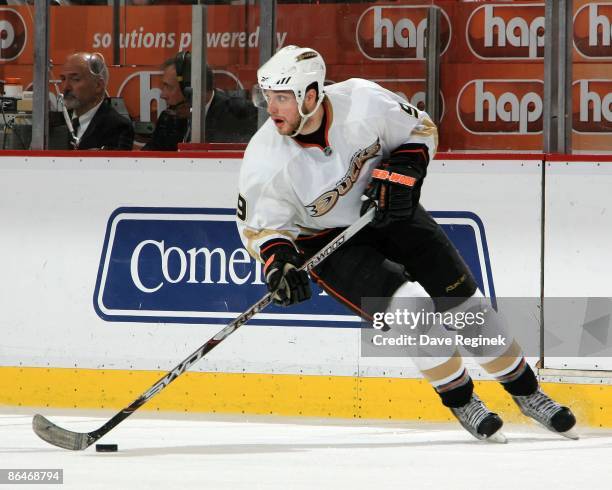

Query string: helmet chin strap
289 115 309 138
290 95 324 137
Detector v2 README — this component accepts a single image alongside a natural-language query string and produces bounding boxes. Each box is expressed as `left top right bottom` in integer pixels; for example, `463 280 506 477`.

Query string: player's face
265 90 301 135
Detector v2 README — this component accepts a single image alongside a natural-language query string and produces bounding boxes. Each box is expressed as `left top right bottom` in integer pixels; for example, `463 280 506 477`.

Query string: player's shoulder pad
325 78 381 96
241 120 292 182
327 78 406 122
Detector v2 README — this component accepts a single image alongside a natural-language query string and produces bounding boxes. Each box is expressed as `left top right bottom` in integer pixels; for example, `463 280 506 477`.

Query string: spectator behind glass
142 54 258 151
60 52 134 150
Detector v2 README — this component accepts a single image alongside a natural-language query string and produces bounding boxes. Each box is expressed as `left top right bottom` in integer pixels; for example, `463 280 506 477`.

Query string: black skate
450 394 506 443
512 389 578 439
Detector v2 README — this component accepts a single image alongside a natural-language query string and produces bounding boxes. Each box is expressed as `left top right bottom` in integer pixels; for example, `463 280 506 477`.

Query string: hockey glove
360 143 430 228
261 241 312 307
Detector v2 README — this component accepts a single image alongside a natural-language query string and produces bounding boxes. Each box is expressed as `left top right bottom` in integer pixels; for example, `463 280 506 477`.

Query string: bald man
60 52 134 150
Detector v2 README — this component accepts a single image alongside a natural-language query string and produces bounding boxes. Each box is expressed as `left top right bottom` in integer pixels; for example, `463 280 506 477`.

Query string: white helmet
255 45 326 133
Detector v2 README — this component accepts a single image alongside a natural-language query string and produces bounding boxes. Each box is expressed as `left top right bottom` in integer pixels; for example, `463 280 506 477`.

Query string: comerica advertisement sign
94 207 495 327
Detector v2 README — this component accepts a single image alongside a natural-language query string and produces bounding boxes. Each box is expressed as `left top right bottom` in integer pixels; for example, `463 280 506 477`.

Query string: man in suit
60 52 134 150
142 55 258 151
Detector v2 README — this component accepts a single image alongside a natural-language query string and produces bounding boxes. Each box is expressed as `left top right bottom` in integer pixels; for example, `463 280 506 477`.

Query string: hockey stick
32 207 375 450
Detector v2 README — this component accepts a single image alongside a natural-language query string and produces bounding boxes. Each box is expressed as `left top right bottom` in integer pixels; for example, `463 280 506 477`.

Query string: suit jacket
141 108 189 151
206 89 258 143
73 98 134 150
142 89 258 151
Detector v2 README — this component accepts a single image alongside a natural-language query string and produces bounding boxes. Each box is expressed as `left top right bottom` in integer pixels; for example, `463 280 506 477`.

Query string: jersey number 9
237 194 247 221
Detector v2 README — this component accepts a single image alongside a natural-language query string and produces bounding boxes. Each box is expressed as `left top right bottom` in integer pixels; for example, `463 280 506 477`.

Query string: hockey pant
296 204 531 405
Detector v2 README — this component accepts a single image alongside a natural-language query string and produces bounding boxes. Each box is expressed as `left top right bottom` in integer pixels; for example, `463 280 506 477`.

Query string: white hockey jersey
237 78 438 262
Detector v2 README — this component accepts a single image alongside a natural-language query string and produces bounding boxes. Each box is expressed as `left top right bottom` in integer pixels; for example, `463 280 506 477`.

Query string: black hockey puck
95 444 118 452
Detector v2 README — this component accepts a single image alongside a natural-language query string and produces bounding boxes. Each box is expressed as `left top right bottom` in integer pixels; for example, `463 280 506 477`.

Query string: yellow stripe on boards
1 367 611 427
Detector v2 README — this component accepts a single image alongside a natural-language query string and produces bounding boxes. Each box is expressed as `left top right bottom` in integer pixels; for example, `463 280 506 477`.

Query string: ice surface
1 408 611 490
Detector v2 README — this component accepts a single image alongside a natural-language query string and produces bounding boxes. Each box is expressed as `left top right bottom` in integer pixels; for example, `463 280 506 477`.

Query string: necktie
70 117 80 149
71 117 80 136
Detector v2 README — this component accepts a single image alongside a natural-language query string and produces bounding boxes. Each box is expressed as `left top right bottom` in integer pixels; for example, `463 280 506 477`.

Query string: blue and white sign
431 211 497 309
94 207 495 326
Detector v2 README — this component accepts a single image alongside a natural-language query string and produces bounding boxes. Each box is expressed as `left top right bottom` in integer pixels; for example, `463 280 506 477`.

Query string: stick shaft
84 209 374 444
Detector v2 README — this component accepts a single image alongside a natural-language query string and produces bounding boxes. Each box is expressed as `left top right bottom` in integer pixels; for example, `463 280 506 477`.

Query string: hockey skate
450 394 506 443
512 389 578 439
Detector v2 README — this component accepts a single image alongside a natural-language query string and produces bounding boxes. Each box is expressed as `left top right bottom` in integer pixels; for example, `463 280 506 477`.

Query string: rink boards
1 152 611 427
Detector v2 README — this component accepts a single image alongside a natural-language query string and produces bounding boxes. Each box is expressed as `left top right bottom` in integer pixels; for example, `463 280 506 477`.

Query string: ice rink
2 408 612 490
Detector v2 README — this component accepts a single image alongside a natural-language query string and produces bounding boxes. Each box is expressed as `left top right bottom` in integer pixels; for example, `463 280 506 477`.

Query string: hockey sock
435 369 474 408
499 360 538 396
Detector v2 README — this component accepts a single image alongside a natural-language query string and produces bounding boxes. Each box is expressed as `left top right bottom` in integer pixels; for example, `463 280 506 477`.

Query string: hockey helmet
254 45 326 114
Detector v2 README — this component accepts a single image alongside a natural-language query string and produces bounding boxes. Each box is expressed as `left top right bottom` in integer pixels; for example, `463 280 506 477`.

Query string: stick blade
32 414 93 451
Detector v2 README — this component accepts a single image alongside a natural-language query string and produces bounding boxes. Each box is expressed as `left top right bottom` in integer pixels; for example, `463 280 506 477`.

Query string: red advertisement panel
0 2 609 152
466 3 545 60
574 1 612 59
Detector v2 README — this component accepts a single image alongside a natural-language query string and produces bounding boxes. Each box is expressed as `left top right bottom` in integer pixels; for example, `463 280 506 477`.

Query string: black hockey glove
360 143 430 228
261 241 312 307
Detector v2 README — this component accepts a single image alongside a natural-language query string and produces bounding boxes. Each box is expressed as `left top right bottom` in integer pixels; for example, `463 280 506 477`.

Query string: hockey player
236 45 577 442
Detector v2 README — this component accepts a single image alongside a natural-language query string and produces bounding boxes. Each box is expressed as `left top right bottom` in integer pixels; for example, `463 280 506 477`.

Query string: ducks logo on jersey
306 138 381 217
